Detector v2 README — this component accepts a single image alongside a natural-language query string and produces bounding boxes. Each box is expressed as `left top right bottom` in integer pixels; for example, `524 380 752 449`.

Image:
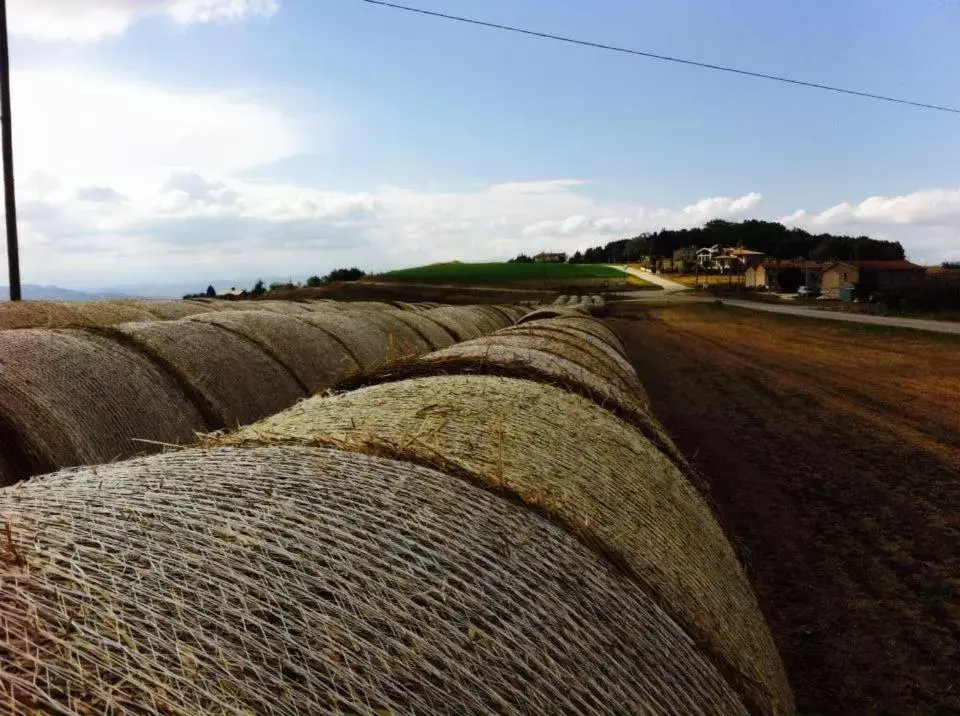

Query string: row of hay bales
0 303 525 486
551 293 605 313
0 311 794 714
551 293 604 306
0 297 456 331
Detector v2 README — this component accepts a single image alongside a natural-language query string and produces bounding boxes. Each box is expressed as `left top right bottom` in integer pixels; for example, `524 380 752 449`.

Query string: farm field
607 302 960 715
377 261 657 291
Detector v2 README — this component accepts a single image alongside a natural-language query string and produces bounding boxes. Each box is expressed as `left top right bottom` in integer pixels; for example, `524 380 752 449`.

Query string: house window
841 272 848 281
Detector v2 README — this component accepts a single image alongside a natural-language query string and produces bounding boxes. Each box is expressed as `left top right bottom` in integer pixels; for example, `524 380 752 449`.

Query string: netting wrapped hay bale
110 320 304 429
224 375 792 715
188 311 361 392
347 310 432 357
246 300 315 315
134 299 218 319
188 299 244 312
516 305 589 323
380 309 458 350
472 304 518 327
294 311 413 370
0 301 86 330
344 340 674 456
487 329 645 399
499 304 531 321
420 306 510 341
519 313 625 351
0 445 749 715
0 329 205 484
501 323 643 392
71 300 161 325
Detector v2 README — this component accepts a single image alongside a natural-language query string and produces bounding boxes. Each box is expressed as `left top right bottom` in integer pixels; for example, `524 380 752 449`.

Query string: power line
364 0 960 116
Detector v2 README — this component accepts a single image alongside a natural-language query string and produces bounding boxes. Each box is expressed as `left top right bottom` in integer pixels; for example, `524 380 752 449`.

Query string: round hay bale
382 309 458 350
552 294 568 305
0 329 205 483
470 305 516 331
294 311 411 371
0 445 749 715
516 306 588 323
0 300 87 330
0 451 11 485
134 299 218 320
340 340 681 463
499 323 641 384
421 306 503 341
518 314 625 352
451 332 643 401
187 298 242 311
331 310 431 362
501 322 641 392
187 311 361 392
500 304 531 321
241 300 313 315
478 304 519 325
226 376 792 715
337 300 400 311
72 300 158 325
110 320 304 429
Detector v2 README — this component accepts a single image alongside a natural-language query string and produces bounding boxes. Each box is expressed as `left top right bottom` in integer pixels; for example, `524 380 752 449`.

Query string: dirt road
608 302 960 716
608 264 691 291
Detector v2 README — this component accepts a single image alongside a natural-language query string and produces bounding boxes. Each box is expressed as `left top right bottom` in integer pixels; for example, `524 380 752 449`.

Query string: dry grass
608 302 960 715
217 375 794 715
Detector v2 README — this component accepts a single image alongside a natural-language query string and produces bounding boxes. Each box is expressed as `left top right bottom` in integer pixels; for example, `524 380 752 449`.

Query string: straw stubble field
607 302 960 715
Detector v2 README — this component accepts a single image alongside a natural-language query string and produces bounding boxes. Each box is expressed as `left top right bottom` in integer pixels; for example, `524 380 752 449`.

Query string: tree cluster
305 267 367 287
570 219 906 264
184 268 366 301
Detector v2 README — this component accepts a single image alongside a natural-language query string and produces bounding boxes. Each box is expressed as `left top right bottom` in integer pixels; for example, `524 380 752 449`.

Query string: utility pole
0 0 20 301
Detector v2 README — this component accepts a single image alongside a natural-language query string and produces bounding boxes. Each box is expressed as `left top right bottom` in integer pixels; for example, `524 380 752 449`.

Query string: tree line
513 219 906 265
184 268 366 299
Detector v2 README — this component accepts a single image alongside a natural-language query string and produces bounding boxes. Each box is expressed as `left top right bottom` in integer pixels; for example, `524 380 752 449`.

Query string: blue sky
5 0 960 292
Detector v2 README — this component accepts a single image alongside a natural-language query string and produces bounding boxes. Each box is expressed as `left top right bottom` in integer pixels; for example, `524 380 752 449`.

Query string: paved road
609 265 691 292
720 299 960 335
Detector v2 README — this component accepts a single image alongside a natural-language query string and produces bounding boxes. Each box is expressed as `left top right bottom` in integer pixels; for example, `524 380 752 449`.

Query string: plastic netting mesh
222 375 793 715
0 445 747 715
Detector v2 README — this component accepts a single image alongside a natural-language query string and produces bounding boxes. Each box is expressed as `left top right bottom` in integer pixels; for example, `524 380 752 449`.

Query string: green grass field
377 262 656 291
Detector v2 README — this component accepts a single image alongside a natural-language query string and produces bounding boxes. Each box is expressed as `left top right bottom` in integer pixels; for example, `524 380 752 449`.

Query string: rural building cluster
671 244 929 299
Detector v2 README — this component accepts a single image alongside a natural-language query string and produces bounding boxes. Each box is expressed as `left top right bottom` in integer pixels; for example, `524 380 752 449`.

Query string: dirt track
608 302 960 716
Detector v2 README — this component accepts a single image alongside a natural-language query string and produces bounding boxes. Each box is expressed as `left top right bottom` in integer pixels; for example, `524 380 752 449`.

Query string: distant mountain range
1 279 296 301
0 284 142 301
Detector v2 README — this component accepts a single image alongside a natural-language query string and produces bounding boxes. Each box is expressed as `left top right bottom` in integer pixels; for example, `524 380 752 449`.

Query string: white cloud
13 68 308 192
11 168 960 289
8 0 279 42
7 166 776 287
782 188 960 263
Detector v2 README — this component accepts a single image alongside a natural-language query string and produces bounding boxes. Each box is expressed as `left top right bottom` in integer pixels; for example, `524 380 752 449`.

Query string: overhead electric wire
364 0 960 116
